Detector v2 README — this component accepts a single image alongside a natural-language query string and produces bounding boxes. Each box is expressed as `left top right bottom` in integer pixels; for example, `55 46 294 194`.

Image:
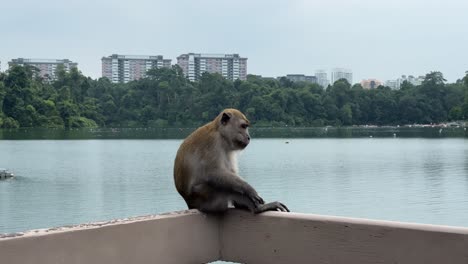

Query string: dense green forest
0 65 467 128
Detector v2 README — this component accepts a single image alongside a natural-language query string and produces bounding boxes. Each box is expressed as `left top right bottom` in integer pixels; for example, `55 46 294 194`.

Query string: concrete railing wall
1 210 468 264
221 211 468 264
0 211 220 264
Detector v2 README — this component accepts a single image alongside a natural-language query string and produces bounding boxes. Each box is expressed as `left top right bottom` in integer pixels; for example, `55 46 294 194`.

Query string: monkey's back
174 122 219 199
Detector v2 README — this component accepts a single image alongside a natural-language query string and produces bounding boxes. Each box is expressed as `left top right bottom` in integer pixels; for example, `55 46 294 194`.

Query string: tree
0 81 5 114
463 71 468 119
422 71 446 87
340 104 353 125
327 78 351 109
448 106 463 121
1 65 467 127
400 80 414 91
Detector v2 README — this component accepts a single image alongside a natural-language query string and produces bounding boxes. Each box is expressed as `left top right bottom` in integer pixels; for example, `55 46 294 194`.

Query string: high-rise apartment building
101 54 171 83
8 58 78 80
331 68 353 85
315 70 330 88
177 53 247 82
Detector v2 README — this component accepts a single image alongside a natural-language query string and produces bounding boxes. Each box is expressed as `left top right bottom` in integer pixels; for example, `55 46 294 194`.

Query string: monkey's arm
193 170 264 206
203 173 290 213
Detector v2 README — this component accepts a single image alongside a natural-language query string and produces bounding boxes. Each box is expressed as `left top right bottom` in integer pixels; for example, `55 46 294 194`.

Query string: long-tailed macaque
174 109 289 214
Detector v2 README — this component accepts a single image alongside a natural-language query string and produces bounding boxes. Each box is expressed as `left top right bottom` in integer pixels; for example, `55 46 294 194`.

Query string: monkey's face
234 122 250 149
220 112 251 150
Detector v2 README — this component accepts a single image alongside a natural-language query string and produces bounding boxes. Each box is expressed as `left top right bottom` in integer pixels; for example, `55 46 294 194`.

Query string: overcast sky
1 0 467 83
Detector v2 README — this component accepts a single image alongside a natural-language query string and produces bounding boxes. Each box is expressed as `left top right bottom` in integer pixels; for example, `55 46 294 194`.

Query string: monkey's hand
242 185 264 206
255 201 290 213
253 194 265 206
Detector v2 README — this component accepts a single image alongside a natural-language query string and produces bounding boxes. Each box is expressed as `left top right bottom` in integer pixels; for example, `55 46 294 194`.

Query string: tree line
0 65 467 128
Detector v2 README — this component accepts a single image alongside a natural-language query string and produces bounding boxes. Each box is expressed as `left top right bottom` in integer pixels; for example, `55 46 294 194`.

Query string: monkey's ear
221 112 231 125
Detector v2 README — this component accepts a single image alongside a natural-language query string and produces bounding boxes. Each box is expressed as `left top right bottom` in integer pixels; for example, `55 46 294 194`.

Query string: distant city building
360 79 383 89
315 69 329 88
384 74 424 90
384 80 399 90
8 58 78 81
399 75 424 86
101 54 171 83
253 75 276 81
331 68 353 84
177 53 247 82
284 74 317 83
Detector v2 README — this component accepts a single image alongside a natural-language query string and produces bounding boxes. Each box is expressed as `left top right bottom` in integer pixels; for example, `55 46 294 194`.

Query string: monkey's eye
241 124 249 129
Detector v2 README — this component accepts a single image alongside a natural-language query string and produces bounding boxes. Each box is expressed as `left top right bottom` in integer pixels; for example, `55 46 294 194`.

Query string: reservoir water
1 127 468 234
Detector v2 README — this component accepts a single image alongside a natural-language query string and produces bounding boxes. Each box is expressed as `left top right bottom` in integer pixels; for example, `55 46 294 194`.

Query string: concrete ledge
221 211 468 264
0 210 220 264
2 210 468 264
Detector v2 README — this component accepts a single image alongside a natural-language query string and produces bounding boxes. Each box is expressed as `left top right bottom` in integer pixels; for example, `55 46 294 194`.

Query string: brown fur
174 108 289 214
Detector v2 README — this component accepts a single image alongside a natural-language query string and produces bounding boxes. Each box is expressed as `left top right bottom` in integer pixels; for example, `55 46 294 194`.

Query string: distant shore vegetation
0 65 467 129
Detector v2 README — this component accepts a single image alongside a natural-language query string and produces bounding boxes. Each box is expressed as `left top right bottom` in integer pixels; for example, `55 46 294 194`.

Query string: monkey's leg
203 171 264 205
198 194 230 214
254 201 290 213
190 184 230 214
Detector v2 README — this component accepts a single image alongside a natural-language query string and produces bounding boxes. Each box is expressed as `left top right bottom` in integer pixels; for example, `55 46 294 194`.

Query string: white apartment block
399 75 424 86
385 75 425 90
177 53 247 82
315 69 330 88
101 54 171 83
384 80 399 90
8 58 78 81
331 68 353 85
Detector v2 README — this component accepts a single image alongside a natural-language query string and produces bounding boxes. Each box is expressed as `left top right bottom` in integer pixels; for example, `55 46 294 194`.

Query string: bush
69 116 98 128
1 117 20 128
